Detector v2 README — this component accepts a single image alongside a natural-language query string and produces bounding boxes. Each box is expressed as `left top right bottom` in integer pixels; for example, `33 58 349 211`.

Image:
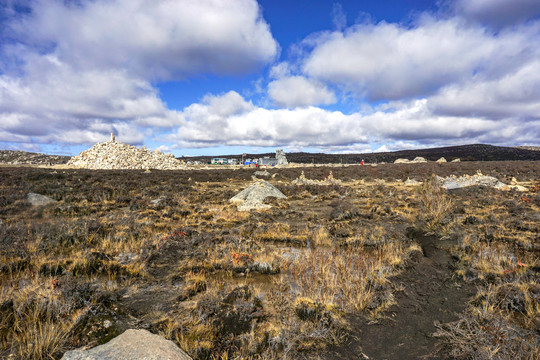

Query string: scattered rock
412 157 427 163
250 261 279 274
230 180 287 211
253 170 270 178
451 158 461 162
67 138 183 170
61 329 192 360
436 157 447 163
149 197 167 208
292 171 342 185
394 158 410 164
404 178 422 186
27 193 56 206
501 184 529 192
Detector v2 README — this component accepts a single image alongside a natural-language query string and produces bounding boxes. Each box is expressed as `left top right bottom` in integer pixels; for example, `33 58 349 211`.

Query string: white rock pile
67 136 183 170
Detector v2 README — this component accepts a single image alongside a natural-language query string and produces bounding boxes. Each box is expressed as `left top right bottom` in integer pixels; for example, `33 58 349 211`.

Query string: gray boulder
27 193 56 206
253 170 271 178
230 180 286 211
438 173 506 190
61 329 192 360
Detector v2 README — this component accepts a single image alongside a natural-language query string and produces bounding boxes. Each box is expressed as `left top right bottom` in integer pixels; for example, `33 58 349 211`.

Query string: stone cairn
276 149 288 165
67 134 184 170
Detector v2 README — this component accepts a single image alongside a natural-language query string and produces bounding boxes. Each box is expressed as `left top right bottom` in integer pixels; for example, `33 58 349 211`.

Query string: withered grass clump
418 175 454 232
443 182 540 359
435 280 540 360
0 278 87 360
283 242 413 314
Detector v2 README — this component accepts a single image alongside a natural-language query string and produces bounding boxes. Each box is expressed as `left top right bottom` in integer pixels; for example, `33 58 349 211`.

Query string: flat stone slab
27 192 56 206
61 329 192 360
438 174 506 190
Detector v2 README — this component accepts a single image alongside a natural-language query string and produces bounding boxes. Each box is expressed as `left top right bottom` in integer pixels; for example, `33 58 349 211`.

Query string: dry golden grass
418 176 454 232
3 165 537 359
0 277 87 360
282 239 414 315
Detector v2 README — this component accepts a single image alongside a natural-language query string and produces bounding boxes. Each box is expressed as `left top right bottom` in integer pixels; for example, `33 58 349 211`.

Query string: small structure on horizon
276 149 288 165
111 133 116 142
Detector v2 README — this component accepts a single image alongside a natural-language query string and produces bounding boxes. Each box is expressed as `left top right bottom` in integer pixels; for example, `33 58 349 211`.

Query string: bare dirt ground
320 233 478 360
1 161 539 359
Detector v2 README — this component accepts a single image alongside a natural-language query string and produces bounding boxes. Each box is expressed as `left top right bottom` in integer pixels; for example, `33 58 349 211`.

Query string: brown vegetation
0 162 539 359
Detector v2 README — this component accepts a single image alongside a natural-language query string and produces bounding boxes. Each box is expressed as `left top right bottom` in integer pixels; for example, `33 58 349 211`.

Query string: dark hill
180 144 540 164
0 150 70 165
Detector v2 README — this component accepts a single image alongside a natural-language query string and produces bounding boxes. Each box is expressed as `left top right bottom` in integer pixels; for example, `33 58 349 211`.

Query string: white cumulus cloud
169 92 539 150
302 17 536 101
6 0 278 80
0 0 277 147
268 76 336 108
453 0 540 28
429 60 540 120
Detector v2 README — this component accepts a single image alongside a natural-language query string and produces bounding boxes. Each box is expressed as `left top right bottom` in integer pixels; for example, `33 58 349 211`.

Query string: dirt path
322 233 478 360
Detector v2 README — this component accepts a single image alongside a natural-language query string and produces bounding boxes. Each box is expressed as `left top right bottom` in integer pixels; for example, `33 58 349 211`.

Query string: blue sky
1 0 540 156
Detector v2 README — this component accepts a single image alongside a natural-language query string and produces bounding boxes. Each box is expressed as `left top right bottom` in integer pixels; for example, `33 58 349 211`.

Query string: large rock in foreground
230 180 286 211
67 139 183 170
61 329 192 360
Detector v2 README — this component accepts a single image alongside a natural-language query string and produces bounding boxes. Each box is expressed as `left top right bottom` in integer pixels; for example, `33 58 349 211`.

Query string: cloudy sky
1 0 539 156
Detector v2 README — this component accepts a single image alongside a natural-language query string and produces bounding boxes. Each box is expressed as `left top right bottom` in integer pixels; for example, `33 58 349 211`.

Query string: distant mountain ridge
181 144 540 164
0 150 70 165
1 144 539 166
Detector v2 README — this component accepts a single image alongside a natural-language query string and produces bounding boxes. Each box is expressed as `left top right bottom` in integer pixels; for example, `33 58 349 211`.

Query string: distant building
211 158 227 165
258 157 278 167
